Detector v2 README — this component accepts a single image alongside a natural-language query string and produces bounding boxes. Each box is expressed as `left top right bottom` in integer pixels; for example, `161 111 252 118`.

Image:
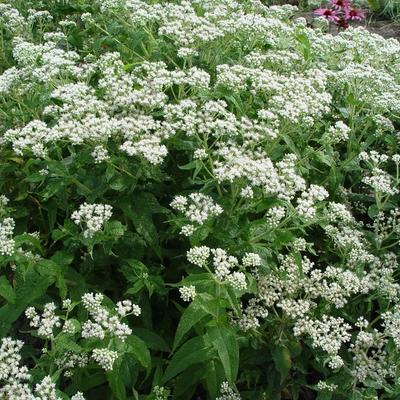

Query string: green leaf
207 325 239 385
132 328 170 352
162 336 213 384
179 273 214 289
197 293 226 319
271 344 292 384
56 334 82 353
0 276 15 304
107 355 127 400
105 220 126 238
178 160 199 170
35 259 67 299
204 359 225 399
0 266 54 335
173 299 208 351
224 286 242 316
174 364 205 398
316 393 333 400
121 194 162 259
126 335 151 371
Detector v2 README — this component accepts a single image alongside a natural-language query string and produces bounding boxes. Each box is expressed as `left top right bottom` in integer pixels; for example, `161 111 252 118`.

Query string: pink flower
344 7 365 21
329 0 351 9
314 8 339 23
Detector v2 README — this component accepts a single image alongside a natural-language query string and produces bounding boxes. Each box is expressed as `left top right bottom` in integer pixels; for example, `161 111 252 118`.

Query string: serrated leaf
126 335 151 371
107 355 127 400
56 334 82 353
207 325 239 385
121 194 162 259
132 328 170 352
0 276 15 304
204 359 225 400
173 299 208 351
197 293 225 318
162 336 213 384
271 344 292 384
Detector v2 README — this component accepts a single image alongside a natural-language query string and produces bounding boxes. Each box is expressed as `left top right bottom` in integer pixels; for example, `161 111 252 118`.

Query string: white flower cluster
71 393 86 400
34 376 58 400
55 352 89 378
216 381 241 400
0 195 9 207
0 337 85 400
382 306 400 350
0 217 15 256
316 381 338 392
296 184 329 220
266 206 286 227
236 298 269 331
0 4 26 33
349 327 395 386
71 203 113 238
179 285 196 302
91 348 118 371
25 303 61 339
170 193 223 236
81 292 140 342
372 208 400 246
326 121 351 143
326 202 354 225
242 253 262 268
0 37 86 98
153 385 169 400
0 338 31 396
187 246 260 291
23 293 140 375
240 248 397 333
91 145 110 164
116 300 141 317
186 246 210 267
294 315 351 368
362 168 398 196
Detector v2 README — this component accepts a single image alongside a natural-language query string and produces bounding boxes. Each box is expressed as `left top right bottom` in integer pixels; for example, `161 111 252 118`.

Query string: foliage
0 0 400 399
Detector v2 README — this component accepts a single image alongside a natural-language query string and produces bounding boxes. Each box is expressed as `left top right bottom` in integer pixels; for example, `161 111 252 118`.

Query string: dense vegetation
0 1 400 399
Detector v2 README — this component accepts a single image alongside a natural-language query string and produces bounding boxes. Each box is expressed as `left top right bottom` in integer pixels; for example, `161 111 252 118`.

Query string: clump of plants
314 0 365 28
0 1 400 399
367 0 400 20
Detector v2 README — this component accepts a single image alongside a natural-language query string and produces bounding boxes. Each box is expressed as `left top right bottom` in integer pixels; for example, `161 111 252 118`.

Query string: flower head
314 8 339 23
329 0 351 9
344 7 365 21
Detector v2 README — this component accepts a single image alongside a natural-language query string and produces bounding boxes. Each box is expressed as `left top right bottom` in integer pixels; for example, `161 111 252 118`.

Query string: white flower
193 148 207 160
170 193 223 226
0 218 15 256
92 348 118 371
26 303 61 339
71 203 112 238
216 381 241 400
326 121 350 143
82 293 137 341
187 246 210 267
212 248 237 280
242 253 261 267
91 145 110 163
226 271 247 291
34 376 58 400
180 224 196 236
179 285 196 302
71 392 86 400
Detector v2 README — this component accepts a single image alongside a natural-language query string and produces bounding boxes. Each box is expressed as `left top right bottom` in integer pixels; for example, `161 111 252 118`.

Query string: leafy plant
0 1 400 399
